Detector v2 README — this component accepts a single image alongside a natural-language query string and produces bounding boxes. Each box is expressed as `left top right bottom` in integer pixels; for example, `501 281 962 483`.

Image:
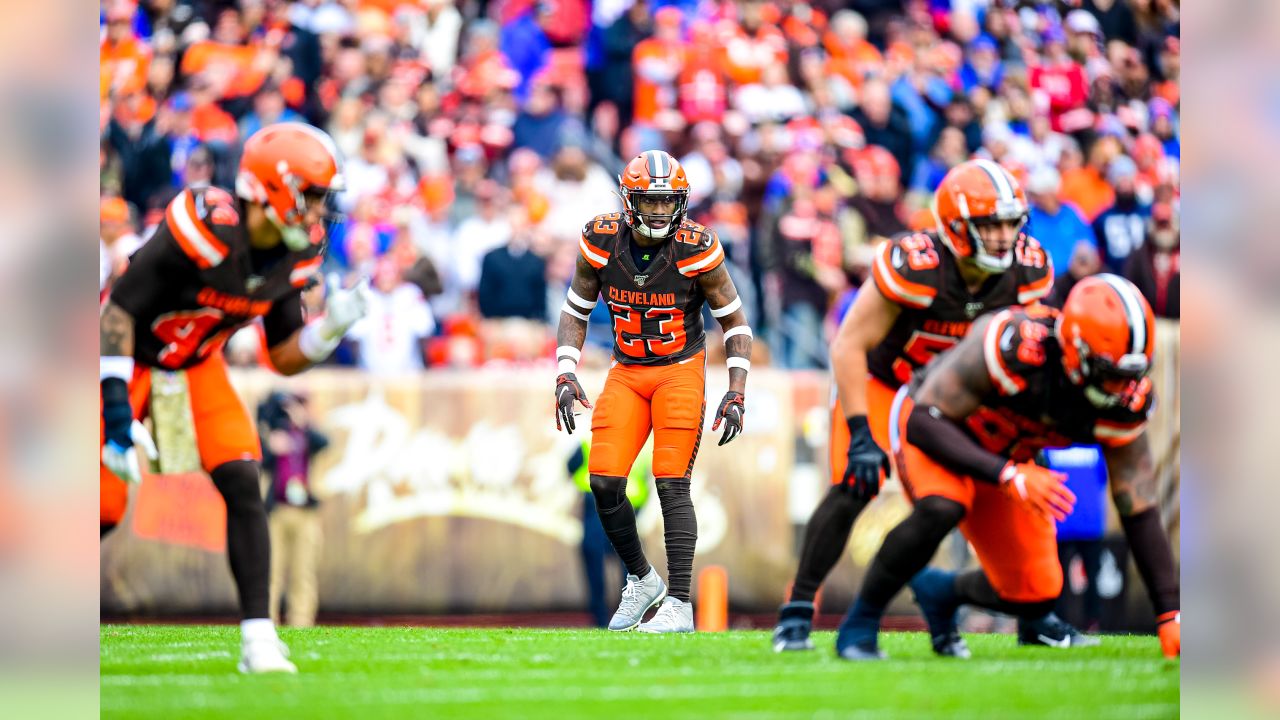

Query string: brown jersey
911 305 1153 463
109 185 324 370
866 230 1054 387
579 212 725 366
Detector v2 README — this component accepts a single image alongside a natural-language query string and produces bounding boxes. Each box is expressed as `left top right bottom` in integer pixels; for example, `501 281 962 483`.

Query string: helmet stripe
972 158 1014 203
1098 273 1146 355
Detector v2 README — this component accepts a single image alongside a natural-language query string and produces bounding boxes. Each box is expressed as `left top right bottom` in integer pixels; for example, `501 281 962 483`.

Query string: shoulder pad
674 221 724 277
982 307 1054 396
164 186 238 269
871 233 943 309
579 212 624 269
1013 235 1054 304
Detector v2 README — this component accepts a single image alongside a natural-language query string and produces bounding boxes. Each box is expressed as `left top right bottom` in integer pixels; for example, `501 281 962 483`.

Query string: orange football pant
890 388 1062 603
101 351 261 526
828 376 898 486
589 351 707 480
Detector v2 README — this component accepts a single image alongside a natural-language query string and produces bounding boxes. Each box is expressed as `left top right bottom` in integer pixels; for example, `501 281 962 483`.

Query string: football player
835 275 1180 660
100 123 371 673
775 159 1091 651
555 150 752 633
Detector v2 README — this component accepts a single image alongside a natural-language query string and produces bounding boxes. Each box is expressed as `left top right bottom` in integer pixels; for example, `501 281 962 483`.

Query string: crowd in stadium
100 0 1181 371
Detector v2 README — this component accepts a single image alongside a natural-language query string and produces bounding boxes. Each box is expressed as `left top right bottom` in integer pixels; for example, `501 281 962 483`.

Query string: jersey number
891 331 959 384
675 226 704 245
901 233 939 271
153 309 231 368
609 303 686 358
1015 241 1047 269
593 213 623 235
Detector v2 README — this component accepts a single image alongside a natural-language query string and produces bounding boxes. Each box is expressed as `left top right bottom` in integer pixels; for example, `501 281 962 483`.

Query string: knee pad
589 474 628 510
211 460 265 513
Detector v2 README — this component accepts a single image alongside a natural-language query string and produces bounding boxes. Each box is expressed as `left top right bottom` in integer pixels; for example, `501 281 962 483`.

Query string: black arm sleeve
262 292 305 349
906 404 1009 485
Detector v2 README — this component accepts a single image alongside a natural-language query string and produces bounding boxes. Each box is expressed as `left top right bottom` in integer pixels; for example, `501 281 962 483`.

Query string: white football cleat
609 566 667 631
638 597 694 634
238 637 297 674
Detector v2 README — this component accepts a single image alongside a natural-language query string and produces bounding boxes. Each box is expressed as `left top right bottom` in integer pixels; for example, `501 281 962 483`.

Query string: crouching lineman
835 275 1180 660
774 159 1088 651
100 123 371 672
555 150 752 633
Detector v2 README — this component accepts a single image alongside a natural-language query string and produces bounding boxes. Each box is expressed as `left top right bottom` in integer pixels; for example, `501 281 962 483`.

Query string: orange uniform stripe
676 237 722 270
165 200 214 269
872 241 937 309
1018 272 1054 303
183 191 230 257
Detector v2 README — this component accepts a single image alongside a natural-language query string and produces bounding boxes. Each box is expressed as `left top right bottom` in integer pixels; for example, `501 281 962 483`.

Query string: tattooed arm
1102 430 1157 516
554 254 602 434
100 301 135 360
697 261 751 394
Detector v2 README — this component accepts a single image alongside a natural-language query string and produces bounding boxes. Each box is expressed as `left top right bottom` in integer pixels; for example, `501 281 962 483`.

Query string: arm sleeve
263 292 305 349
906 403 1009 484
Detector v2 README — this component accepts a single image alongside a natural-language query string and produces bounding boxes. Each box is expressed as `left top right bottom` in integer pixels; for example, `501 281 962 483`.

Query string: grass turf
101 625 1178 719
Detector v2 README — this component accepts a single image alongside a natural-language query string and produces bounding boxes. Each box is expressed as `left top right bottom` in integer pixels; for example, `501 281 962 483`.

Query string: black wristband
845 413 870 436
101 376 130 406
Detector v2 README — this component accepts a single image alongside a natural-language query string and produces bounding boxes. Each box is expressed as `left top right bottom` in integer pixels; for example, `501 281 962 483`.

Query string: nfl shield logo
634 274 649 287
965 302 984 319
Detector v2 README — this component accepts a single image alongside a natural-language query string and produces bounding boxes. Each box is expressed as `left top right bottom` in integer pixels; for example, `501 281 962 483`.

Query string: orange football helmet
618 150 691 239
1057 274 1156 409
932 159 1028 272
235 122 345 251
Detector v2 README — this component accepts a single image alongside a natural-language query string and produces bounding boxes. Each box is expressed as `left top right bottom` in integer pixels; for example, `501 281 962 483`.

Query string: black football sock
791 485 868 603
655 477 697 602
1119 507 1180 615
954 570 1056 619
858 496 965 609
590 474 649 579
211 460 272 620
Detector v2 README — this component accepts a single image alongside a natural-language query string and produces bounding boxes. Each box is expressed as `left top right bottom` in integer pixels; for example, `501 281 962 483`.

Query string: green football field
101 625 1178 719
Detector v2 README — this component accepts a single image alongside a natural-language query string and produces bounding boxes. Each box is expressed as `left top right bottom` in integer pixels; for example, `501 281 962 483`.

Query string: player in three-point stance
835 275 1179 660
555 150 752 633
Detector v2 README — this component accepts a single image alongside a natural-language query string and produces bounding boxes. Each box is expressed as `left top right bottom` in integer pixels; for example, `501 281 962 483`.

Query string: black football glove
712 391 745 446
555 372 592 433
101 377 156 484
842 414 890 500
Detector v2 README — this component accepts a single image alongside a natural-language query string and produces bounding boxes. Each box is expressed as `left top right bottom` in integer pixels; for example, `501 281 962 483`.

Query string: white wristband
727 357 751 372
299 320 342 362
558 358 578 373
711 296 742 318
557 346 582 363
101 355 135 382
723 325 753 342
567 288 598 309
561 301 591 321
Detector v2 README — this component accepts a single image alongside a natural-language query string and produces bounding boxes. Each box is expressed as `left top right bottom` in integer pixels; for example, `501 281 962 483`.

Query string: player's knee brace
211 460 266 514
588 474 628 511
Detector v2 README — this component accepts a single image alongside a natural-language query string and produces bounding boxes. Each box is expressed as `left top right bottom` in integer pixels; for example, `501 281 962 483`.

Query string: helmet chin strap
966 221 1015 273
635 221 672 239
266 206 313 251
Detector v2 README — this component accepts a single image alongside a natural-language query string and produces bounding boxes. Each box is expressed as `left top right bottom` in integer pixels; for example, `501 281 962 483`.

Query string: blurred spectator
1060 134 1120 223
348 259 436 374
1123 201 1179 319
1092 155 1150 273
513 79 572 159
100 197 144 284
767 193 843 369
537 145 619 242
452 180 513 294
1046 240 1103 309
411 0 464 79
259 391 329 628
238 82 303 139
734 63 807 125
1030 26 1092 134
846 145 907 260
478 206 548 321
1026 165 1096 272
910 126 968 195
632 7 685 126
850 79 914 185
959 34 1004 94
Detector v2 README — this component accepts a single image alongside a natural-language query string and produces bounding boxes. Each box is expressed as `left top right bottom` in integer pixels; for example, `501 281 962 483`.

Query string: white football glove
317 273 373 341
101 420 158 485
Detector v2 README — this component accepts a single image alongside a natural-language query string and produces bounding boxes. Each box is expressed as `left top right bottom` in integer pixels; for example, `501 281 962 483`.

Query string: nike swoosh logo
558 387 570 402
1038 634 1071 648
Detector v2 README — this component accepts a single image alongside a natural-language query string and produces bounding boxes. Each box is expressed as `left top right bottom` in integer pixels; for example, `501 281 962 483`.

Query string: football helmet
618 150 691 239
1056 274 1156 409
932 159 1028 273
236 122 345 251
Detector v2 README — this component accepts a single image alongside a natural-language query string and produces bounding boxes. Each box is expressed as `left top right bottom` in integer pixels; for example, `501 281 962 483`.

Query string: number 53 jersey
579 213 726 367
866 230 1055 387
109 185 325 370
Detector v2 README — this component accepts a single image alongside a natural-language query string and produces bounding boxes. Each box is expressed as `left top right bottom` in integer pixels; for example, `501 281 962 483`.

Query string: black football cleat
772 601 816 652
836 639 887 661
1017 612 1101 648
909 568 971 659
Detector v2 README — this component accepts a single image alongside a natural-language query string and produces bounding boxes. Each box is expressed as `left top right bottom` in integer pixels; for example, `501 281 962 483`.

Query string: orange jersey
100 36 152 97
579 214 725 367
632 39 685 124
721 26 788 85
